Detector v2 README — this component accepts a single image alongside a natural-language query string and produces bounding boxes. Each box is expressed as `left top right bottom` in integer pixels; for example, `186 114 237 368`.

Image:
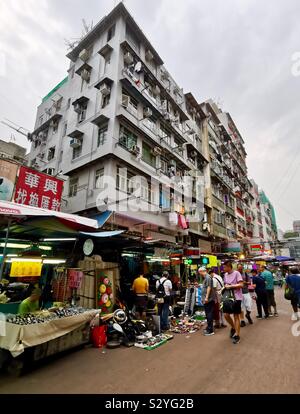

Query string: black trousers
204 300 215 332
256 291 269 317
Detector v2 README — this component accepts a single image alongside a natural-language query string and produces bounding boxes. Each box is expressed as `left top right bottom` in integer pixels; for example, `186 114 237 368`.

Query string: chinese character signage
0 159 19 201
14 167 63 211
10 261 42 277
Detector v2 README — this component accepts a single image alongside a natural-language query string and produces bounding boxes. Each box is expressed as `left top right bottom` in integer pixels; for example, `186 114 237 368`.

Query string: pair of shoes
232 335 240 344
203 329 215 336
256 316 262 319
274 313 279 317
240 320 246 327
230 328 236 338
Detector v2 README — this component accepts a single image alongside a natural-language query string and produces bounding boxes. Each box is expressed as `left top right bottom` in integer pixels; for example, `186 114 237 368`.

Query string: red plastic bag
91 325 107 348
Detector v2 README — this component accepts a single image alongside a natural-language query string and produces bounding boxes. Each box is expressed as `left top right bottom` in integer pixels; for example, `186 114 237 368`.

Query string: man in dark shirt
251 269 269 319
285 267 300 320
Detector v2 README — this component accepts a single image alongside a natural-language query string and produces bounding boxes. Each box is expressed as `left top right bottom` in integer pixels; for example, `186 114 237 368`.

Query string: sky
0 0 300 231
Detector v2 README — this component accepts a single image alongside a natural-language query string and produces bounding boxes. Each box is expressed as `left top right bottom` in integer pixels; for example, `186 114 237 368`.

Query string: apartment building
28 2 210 247
259 190 278 250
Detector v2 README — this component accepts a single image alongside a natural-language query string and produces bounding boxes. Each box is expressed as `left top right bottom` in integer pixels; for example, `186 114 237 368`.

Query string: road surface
0 288 298 394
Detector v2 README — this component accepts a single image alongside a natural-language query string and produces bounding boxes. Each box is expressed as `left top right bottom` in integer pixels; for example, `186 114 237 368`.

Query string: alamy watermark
95 169 205 223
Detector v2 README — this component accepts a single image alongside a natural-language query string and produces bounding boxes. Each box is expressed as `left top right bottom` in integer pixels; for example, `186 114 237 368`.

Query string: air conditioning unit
79 48 90 62
74 103 82 114
81 69 91 82
151 146 162 156
99 83 111 96
145 50 154 61
124 51 134 65
161 69 169 81
121 94 130 108
143 107 152 118
130 145 141 156
70 138 82 148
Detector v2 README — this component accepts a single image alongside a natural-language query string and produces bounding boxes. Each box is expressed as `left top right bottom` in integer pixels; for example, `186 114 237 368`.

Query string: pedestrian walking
199 267 217 336
251 269 269 319
156 271 172 331
237 264 253 326
208 270 226 329
132 274 149 321
260 265 278 317
223 261 244 345
284 267 300 321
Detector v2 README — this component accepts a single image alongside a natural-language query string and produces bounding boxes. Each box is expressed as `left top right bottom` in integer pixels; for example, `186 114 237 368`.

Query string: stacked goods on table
134 333 173 350
5 307 89 325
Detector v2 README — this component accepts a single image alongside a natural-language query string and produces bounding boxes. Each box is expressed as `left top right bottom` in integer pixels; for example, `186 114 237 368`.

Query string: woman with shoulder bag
222 261 244 345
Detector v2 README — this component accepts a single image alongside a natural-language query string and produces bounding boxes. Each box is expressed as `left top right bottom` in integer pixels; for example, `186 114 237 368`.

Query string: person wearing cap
18 288 42 315
199 267 217 336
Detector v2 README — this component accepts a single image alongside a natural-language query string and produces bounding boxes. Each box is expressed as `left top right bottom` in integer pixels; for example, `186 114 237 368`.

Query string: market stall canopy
252 255 275 261
275 256 295 262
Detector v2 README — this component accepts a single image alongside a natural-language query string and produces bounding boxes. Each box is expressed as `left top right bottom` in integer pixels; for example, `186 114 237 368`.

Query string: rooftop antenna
1 119 31 139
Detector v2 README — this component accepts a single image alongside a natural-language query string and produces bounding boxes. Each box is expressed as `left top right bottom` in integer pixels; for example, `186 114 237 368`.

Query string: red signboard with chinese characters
14 167 63 211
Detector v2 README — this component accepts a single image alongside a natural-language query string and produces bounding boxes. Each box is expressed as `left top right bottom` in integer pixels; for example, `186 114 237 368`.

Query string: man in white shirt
209 270 226 329
156 271 173 331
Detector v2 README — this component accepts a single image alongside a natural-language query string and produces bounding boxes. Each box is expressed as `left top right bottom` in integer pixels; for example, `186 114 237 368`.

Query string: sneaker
291 313 298 321
232 335 240 344
240 320 246 327
269 313 274 317
230 328 235 338
274 313 279 317
203 329 215 336
246 313 253 324
256 316 262 319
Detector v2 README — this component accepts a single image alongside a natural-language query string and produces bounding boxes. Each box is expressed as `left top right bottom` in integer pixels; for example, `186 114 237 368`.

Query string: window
47 147 55 161
116 167 135 193
72 146 82 159
142 142 156 168
107 24 115 41
77 102 88 123
67 98 71 109
97 124 108 146
159 124 171 146
160 186 171 210
95 168 104 189
119 126 137 150
63 122 68 136
52 122 58 134
104 54 111 74
69 177 78 197
101 93 110 108
143 116 157 133
214 210 222 224
122 92 138 117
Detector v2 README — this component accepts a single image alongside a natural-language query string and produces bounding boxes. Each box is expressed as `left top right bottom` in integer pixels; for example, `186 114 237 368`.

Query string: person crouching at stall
18 288 42 315
132 274 149 321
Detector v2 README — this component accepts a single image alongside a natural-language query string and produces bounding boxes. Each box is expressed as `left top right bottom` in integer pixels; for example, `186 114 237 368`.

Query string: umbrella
252 255 275 261
275 256 295 262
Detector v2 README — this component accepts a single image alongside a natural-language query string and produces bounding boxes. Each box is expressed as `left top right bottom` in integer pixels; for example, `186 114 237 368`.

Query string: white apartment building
28 3 210 246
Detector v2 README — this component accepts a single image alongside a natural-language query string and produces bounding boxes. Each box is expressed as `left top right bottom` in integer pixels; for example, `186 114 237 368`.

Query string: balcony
212 194 225 210
226 205 235 216
120 40 189 121
32 112 62 138
213 223 227 237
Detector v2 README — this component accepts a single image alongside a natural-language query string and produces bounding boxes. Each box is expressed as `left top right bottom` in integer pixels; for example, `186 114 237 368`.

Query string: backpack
156 279 167 303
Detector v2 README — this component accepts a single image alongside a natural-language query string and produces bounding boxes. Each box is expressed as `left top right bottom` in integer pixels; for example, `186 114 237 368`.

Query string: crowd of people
200 261 300 344
130 262 300 344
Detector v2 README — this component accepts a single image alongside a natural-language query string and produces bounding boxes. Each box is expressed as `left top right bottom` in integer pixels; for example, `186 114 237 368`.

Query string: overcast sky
0 0 300 231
